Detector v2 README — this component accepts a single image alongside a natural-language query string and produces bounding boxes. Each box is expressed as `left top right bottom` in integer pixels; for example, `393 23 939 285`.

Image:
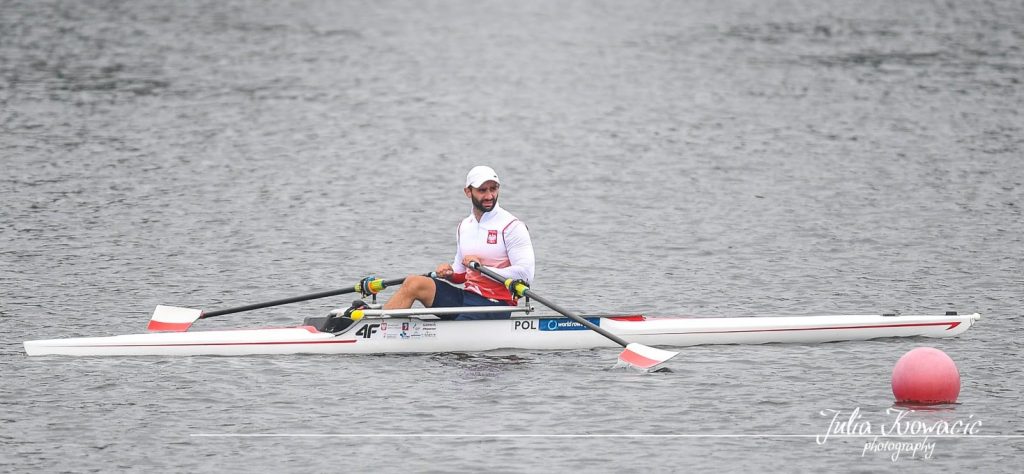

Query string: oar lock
356 276 386 301
503 278 530 299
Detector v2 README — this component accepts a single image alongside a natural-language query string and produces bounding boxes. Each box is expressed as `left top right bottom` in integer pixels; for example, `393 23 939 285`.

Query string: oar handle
201 277 408 318
468 262 630 348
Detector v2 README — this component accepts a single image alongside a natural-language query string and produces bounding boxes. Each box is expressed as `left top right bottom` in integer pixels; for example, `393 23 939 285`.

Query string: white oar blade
148 305 203 332
618 343 678 370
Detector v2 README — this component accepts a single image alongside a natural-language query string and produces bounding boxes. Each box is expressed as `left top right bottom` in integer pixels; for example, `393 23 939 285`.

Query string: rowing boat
23 307 980 357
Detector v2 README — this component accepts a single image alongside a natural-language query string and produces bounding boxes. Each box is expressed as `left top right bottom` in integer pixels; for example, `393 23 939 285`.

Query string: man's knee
403 274 433 294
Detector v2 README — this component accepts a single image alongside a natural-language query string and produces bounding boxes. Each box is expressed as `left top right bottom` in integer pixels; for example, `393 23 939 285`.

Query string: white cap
465 165 500 188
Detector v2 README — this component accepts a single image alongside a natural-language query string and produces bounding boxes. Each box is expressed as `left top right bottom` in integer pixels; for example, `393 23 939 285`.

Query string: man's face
466 181 499 213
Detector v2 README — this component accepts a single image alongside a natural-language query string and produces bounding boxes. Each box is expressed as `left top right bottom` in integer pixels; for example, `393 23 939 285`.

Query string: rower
338 165 535 325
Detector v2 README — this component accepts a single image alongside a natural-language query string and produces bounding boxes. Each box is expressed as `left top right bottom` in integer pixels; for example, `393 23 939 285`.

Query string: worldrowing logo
539 318 599 331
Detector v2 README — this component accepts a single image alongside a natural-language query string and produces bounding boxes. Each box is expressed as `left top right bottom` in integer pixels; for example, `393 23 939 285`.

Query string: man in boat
332 166 535 327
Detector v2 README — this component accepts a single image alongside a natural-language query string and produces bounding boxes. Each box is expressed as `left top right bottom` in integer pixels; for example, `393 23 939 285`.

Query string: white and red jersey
450 204 535 303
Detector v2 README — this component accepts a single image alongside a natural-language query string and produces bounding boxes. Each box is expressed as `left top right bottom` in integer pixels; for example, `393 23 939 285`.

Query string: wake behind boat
23 307 980 357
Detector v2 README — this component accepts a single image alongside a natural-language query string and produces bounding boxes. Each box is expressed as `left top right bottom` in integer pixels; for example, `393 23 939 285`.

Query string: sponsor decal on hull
378 320 438 339
511 318 601 331
540 318 600 331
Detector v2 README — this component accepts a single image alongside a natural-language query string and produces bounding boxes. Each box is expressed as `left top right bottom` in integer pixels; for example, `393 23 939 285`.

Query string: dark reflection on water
434 352 532 364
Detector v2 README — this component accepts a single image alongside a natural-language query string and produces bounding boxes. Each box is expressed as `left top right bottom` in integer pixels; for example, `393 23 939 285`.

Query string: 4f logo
356 323 380 338
487 229 498 244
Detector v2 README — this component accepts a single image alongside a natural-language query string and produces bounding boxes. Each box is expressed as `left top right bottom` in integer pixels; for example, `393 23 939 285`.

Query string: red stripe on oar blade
148 306 203 332
147 320 195 332
619 349 661 369
619 343 678 370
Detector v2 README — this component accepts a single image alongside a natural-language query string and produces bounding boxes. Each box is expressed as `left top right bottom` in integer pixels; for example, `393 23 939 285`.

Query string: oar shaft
468 262 677 370
468 262 630 348
520 289 630 348
201 277 407 318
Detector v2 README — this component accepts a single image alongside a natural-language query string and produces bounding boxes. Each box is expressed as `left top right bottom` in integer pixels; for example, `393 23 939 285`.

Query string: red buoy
891 347 960 404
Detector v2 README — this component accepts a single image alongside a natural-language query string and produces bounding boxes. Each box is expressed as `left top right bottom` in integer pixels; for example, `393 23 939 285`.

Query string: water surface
2 0 1022 471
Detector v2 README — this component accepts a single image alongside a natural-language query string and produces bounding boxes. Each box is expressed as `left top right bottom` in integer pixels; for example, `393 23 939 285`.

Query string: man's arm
493 221 535 283
448 222 468 283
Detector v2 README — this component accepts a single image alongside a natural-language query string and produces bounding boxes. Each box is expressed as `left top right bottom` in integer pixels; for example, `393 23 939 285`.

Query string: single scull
23 308 980 357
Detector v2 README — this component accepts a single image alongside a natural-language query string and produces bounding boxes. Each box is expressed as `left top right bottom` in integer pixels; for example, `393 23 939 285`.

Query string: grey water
1 0 1022 471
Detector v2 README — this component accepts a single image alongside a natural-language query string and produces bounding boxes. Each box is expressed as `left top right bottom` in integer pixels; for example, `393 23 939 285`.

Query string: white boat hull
23 313 980 357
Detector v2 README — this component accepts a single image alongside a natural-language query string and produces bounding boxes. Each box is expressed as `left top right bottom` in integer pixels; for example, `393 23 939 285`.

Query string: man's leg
382 274 437 310
455 291 512 320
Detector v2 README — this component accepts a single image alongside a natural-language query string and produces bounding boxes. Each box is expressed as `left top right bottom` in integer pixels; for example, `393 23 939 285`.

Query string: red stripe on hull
70 339 358 349
608 315 645 321
646 321 962 336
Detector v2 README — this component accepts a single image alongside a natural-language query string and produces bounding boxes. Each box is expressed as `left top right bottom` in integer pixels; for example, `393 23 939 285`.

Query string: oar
468 262 678 370
147 276 408 332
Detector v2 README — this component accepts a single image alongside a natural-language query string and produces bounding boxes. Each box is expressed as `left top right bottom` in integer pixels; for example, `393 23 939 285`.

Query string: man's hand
435 263 454 279
462 255 481 270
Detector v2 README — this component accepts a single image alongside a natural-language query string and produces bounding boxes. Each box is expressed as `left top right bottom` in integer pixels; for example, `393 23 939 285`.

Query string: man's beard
472 195 497 213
